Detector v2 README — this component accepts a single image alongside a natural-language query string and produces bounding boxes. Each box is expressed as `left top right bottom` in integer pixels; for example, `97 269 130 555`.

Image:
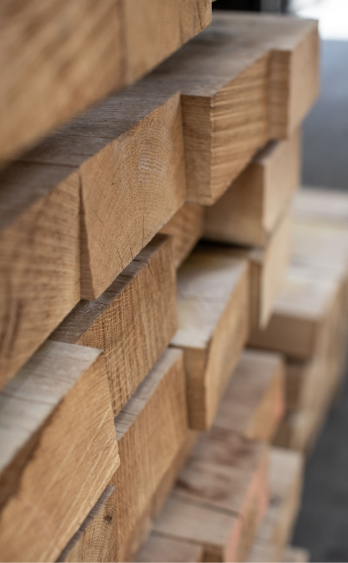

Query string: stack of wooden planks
0 4 327 562
250 188 348 454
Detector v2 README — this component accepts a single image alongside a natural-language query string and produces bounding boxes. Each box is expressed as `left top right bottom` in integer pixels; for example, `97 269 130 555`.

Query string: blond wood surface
152 428 268 562
249 448 303 563
0 341 119 562
134 534 204 563
142 12 318 204
283 546 310 562
18 89 186 300
66 348 188 563
0 165 80 389
213 349 285 443
294 188 348 225
51 235 176 416
172 246 250 430
160 203 204 268
0 0 211 162
205 130 301 247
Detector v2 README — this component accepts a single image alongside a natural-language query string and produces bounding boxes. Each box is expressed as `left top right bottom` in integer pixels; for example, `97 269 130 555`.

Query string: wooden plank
0 340 119 562
249 447 303 563
213 349 285 442
18 88 186 300
0 164 80 390
294 188 348 225
283 546 310 562
65 348 188 563
51 234 177 416
143 12 318 203
0 0 211 161
134 534 204 563
212 206 292 329
171 246 250 430
160 203 204 268
151 428 269 562
205 129 301 247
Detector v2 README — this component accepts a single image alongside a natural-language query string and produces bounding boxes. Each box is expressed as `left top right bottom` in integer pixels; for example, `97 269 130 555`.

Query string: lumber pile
250 188 348 453
0 7 326 563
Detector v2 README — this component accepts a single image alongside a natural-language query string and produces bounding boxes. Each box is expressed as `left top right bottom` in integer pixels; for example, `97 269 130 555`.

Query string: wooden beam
294 187 348 226
160 203 204 268
151 428 269 562
213 349 285 442
249 448 303 563
144 13 318 203
0 341 119 562
18 88 186 300
205 130 301 247
0 0 211 161
51 234 177 416
134 534 204 563
171 246 250 430
65 348 188 563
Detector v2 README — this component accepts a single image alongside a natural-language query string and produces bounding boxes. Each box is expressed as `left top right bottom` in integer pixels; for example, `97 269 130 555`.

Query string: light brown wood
18 89 186 300
51 234 177 416
283 546 310 562
226 207 292 328
142 12 318 203
0 340 119 562
249 447 303 563
152 428 269 562
171 246 250 430
0 164 80 390
294 188 348 225
160 203 204 268
66 348 188 563
134 534 204 563
205 130 301 247
213 349 285 443
0 0 211 162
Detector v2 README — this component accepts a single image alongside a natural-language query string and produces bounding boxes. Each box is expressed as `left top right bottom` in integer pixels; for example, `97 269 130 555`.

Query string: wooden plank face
160 203 204 268
0 341 119 563
172 247 250 430
51 235 177 416
65 348 188 563
134 533 204 563
144 12 318 204
213 350 285 443
205 130 301 247
0 0 212 162
0 164 80 389
152 428 269 562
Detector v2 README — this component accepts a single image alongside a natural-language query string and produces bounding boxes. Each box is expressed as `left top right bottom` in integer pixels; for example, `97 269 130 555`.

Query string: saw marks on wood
213 349 285 443
172 246 250 430
151 428 268 562
160 203 204 268
205 129 301 247
66 348 188 563
142 12 318 203
0 341 119 563
51 235 177 416
0 0 211 162
18 89 186 300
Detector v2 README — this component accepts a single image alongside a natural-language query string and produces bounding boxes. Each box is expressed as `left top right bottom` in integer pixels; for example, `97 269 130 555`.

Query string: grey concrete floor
291 39 348 561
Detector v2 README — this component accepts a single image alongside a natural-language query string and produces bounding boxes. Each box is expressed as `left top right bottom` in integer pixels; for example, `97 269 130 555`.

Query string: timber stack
1 3 342 562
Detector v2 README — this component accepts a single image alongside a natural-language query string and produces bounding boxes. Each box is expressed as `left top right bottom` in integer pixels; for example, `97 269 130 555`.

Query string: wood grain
66 348 188 563
51 234 177 416
19 89 186 300
152 428 269 562
142 12 318 203
0 0 211 161
160 203 204 268
172 246 250 430
213 349 285 443
0 341 119 562
205 130 301 247
134 534 203 563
